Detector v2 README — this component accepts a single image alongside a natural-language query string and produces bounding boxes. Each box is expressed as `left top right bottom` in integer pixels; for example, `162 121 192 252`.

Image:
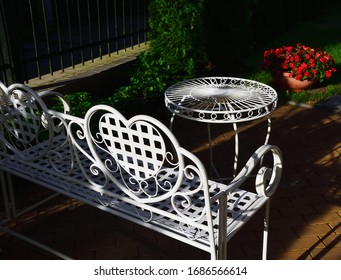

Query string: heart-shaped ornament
98 114 166 180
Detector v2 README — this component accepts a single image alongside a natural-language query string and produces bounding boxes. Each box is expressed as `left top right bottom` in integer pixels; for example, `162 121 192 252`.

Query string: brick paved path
0 103 340 259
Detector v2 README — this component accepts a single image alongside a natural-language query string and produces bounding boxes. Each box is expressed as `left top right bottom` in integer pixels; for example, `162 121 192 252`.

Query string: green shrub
52 92 100 117
109 0 207 115
148 0 207 79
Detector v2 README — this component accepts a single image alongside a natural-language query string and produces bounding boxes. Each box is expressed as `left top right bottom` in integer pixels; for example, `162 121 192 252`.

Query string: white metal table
165 77 278 178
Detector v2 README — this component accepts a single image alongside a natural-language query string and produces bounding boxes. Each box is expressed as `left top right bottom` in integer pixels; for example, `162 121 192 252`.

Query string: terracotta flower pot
273 72 317 92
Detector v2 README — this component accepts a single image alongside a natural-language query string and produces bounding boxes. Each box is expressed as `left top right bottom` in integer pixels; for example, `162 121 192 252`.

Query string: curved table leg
265 117 272 145
171 115 272 182
206 123 240 180
260 117 272 167
169 113 176 131
233 117 272 177
232 123 239 178
207 123 220 179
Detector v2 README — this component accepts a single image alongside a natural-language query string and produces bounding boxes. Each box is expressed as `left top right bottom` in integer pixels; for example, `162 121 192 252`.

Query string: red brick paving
0 102 340 260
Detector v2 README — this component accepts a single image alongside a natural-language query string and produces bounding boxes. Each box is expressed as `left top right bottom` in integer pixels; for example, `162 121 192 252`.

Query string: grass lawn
242 3 341 105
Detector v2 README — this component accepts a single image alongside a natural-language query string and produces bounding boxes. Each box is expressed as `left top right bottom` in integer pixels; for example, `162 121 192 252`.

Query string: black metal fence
0 0 148 85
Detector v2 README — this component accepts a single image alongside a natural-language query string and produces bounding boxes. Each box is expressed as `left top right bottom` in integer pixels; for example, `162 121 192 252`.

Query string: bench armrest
210 144 283 202
39 90 70 114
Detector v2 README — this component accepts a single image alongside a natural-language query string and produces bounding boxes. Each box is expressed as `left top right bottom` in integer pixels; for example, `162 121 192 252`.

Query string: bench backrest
0 82 215 250
67 104 214 222
83 105 187 203
0 82 60 160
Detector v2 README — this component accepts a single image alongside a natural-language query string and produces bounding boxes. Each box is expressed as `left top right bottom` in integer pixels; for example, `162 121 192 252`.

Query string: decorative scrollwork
165 77 277 123
78 105 186 203
255 165 280 197
0 83 66 161
68 119 110 191
134 207 153 223
229 144 283 198
104 158 119 173
46 115 73 175
179 222 204 241
171 164 206 223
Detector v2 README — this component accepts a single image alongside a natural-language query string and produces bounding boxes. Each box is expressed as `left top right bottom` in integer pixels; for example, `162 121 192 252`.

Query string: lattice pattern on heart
0 90 41 143
99 114 166 180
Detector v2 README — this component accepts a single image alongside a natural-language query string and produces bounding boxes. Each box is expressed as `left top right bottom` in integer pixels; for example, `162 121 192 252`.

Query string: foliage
111 0 207 114
116 51 177 102
52 92 100 117
106 0 340 112
282 84 341 104
261 43 337 82
148 0 207 79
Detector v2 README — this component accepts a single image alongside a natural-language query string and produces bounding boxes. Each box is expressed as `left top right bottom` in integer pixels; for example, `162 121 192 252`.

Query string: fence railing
0 0 148 85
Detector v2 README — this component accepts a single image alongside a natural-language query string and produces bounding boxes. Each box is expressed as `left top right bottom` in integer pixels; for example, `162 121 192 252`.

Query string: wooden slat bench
0 82 283 260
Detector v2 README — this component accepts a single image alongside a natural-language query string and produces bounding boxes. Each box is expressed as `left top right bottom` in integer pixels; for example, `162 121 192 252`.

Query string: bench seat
0 133 268 253
0 82 282 259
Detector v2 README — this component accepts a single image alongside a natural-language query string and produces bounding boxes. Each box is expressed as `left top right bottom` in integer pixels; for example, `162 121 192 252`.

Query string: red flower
296 74 303 80
301 62 308 69
294 55 301 63
261 43 337 82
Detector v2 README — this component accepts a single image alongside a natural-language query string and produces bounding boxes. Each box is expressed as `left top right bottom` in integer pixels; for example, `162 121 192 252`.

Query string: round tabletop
165 77 278 123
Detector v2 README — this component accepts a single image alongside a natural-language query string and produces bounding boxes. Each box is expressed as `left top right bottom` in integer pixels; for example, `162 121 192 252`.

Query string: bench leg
217 194 228 260
0 172 71 259
262 200 270 260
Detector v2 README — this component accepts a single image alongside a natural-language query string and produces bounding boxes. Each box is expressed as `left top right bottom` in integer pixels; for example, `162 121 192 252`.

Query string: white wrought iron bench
0 82 283 260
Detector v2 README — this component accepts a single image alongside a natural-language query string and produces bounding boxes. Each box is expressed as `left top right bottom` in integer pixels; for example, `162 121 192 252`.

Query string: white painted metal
0 82 283 260
165 77 277 123
165 77 278 178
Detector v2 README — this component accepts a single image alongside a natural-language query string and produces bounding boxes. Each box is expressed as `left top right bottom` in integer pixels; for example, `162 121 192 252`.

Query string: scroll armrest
211 144 283 202
39 91 70 114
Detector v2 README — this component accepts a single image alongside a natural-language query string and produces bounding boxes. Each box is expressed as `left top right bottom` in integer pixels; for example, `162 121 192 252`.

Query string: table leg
168 96 187 132
207 123 221 178
208 123 239 181
233 118 272 177
265 117 271 145
260 118 272 167
170 115 272 181
169 113 176 131
232 123 239 178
